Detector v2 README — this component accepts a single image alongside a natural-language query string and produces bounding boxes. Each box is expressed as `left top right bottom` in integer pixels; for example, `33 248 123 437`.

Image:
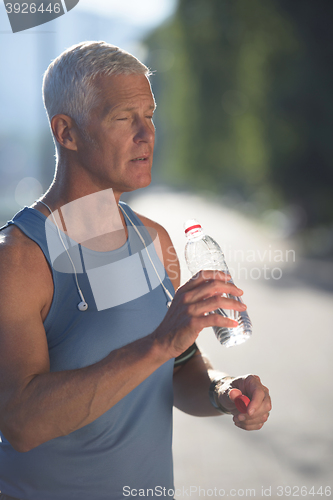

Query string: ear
51 114 78 151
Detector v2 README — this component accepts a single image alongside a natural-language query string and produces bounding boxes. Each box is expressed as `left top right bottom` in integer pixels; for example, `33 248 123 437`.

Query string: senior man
0 42 271 500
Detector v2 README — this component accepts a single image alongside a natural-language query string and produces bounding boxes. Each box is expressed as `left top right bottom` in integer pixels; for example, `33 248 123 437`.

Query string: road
129 186 333 498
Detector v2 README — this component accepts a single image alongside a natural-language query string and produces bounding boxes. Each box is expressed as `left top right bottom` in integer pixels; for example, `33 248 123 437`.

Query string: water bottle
184 220 252 348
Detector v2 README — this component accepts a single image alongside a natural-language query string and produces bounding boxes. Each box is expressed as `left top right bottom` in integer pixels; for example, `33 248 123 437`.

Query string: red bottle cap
234 395 250 413
185 224 202 234
184 219 202 235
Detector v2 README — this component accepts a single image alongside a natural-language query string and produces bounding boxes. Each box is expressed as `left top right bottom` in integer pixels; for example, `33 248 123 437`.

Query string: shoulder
0 224 47 265
0 225 53 317
0 225 40 264
135 212 173 244
133 211 181 291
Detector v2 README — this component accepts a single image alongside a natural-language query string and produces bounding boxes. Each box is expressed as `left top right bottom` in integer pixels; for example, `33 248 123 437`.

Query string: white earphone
40 201 89 311
78 301 89 312
39 200 174 312
77 288 88 311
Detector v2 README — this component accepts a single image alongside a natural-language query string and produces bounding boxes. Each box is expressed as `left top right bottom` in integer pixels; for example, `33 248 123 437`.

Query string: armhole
120 202 176 306
4 221 59 330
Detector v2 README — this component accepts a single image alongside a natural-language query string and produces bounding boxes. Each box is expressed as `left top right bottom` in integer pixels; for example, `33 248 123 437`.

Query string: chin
123 175 152 193
134 173 152 189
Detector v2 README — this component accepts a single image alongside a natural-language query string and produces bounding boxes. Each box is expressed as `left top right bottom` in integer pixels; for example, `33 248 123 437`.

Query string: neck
34 162 129 248
41 163 123 211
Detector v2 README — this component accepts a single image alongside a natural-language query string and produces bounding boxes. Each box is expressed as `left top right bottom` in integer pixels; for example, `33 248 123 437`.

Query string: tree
146 0 333 234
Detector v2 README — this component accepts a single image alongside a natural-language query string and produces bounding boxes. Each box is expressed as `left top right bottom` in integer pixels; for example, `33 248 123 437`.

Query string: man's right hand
154 270 247 359
0 227 244 452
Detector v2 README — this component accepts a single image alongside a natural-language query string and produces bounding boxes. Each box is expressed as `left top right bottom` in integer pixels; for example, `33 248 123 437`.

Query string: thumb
218 387 243 413
228 388 243 402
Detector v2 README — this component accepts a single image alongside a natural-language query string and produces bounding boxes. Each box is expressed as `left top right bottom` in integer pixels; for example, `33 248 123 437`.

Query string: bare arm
0 225 242 452
173 351 272 430
173 351 226 416
142 221 273 428
0 227 168 452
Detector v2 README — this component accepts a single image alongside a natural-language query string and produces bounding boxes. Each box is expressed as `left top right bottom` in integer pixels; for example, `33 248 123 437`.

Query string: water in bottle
184 220 252 347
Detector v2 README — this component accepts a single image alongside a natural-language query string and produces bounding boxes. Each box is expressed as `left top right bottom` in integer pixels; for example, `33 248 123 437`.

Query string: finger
188 294 247 317
195 312 239 331
234 411 270 430
235 410 269 424
234 421 265 431
241 376 269 416
182 280 244 306
215 387 242 414
247 389 271 417
192 281 244 303
228 388 243 402
196 269 232 283
225 388 243 412
183 270 232 291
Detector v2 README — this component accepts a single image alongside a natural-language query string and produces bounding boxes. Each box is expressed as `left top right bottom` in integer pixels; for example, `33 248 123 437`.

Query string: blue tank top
0 203 175 500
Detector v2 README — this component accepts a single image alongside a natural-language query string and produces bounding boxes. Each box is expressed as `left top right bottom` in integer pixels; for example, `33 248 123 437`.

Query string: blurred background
0 0 332 496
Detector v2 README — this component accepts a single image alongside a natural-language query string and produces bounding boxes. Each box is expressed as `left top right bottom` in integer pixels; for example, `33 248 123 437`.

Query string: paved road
130 187 333 498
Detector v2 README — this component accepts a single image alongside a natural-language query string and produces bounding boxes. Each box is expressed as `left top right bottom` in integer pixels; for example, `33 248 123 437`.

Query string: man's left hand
218 375 272 431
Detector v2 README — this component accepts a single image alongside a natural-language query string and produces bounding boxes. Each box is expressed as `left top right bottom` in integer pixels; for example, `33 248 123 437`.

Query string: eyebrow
103 103 156 116
119 104 156 112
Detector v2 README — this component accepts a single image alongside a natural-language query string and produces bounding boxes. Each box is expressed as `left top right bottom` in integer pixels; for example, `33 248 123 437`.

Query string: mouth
130 156 150 164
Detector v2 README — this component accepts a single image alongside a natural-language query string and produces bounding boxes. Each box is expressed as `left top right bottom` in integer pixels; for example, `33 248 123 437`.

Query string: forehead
94 73 155 114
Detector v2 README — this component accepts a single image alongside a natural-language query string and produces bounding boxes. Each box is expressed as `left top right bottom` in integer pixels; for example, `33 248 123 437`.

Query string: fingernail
248 408 255 416
238 414 246 421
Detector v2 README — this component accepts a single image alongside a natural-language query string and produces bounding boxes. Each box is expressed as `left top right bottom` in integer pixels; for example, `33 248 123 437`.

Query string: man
0 41 271 499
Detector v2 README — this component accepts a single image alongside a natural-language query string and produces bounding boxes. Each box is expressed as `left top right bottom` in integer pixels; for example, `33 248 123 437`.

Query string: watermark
3 0 80 33
184 244 296 283
122 485 332 498
221 245 296 265
43 187 296 312
44 188 166 311
225 263 284 281
186 263 286 283
123 485 256 497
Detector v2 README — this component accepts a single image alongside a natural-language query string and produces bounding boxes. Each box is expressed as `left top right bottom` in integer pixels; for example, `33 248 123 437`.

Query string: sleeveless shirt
0 202 175 500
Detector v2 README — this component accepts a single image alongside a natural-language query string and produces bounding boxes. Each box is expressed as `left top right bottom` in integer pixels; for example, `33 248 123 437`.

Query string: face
76 73 156 197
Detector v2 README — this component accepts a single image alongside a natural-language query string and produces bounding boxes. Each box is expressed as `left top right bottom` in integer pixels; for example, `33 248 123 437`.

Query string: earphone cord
39 201 174 306
39 200 86 304
118 204 174 304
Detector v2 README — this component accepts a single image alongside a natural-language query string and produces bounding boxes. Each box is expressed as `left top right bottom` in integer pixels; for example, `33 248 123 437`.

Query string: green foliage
145 0 333 229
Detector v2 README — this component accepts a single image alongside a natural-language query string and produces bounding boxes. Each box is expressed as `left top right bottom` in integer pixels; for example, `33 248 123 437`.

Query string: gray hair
43 41 151 138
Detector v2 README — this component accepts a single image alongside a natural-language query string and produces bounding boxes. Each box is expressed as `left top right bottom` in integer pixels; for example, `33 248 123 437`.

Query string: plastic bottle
184 220 252 348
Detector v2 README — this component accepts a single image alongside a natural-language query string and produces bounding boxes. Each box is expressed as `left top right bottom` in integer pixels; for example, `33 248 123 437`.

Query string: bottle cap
234 395 250 413
184 219 202 235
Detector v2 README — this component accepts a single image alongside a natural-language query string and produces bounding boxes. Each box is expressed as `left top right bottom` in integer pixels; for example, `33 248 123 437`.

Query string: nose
133 117 155 144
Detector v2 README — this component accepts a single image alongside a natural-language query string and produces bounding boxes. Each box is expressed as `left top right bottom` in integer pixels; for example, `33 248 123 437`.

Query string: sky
75 0 177 28
0 0 177 133
0 0 178 216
